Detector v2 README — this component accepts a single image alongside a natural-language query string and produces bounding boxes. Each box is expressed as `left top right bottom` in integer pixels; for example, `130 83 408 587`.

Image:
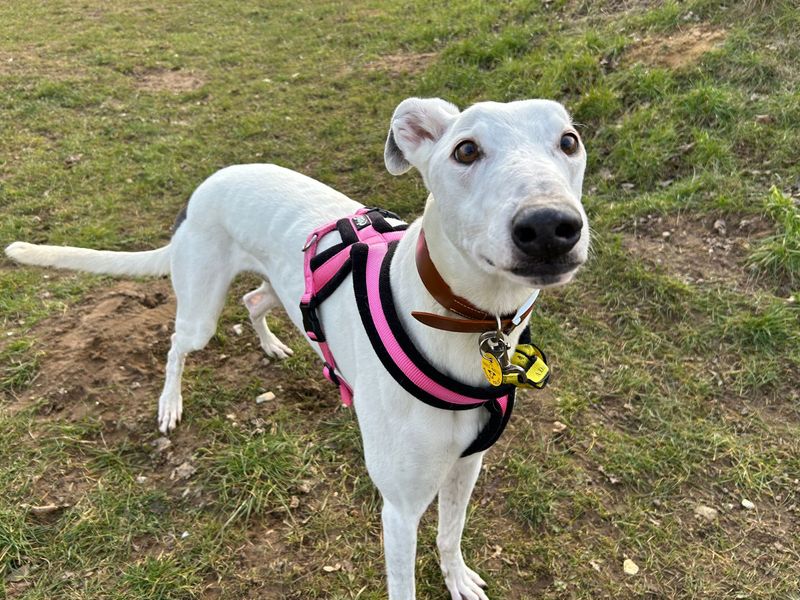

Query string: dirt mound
15 281 174 423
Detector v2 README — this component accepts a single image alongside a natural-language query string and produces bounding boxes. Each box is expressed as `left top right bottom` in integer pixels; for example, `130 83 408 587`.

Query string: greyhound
6 97 589 600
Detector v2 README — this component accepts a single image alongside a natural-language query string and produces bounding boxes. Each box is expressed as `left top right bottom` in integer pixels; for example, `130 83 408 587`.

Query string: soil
626 25 727 68
620 212 773 292
135 69 206 93
363 52 438 75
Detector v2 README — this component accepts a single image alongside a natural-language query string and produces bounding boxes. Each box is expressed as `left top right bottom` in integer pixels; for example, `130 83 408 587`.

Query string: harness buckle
322 362 340 386
300 302 325 342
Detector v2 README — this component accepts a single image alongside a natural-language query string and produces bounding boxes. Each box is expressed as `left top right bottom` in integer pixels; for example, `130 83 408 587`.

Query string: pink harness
300 208 519 456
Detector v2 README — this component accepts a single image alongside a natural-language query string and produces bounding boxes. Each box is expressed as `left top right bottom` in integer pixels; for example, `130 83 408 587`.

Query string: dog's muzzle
511 206 583 260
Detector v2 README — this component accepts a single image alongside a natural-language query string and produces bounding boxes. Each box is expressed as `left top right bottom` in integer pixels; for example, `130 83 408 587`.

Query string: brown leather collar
411 229 533 333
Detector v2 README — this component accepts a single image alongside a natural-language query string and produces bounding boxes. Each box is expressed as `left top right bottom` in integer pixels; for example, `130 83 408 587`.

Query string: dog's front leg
438 453 489 600
382 498 427 600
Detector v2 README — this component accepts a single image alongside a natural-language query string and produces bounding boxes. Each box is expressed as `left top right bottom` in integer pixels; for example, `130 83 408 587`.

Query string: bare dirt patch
626 25 727 68
363 52 437 75
621 213 771 290
135 69 205 93
13 281 174 423
8 279 307 431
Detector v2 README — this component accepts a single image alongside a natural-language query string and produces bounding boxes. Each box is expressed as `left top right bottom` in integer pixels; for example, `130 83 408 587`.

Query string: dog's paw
158 394 183 433
443 564 488 600
261 336 294 360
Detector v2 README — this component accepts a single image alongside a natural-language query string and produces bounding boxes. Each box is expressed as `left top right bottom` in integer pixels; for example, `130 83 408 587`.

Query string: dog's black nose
512 207 582 258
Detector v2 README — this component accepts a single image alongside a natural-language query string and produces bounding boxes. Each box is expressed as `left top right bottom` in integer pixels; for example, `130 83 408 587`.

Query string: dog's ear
384 97 460 176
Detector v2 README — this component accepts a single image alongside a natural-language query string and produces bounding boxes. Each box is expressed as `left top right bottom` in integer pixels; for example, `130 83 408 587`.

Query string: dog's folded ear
384 97 460 176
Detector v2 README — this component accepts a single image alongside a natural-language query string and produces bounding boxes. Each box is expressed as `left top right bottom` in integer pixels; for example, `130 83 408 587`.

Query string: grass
1 0 799 599
747 186 800 288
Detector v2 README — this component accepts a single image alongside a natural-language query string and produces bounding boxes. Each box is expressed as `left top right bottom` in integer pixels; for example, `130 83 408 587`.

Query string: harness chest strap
299 209 543 457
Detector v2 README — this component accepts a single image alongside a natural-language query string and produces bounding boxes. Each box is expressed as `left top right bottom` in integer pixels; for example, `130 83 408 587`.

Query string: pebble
151 437 172 453
623 558 639 575
170 461 197 481
741 498 755 510
232 324 244 336
694 505 718 522
256 391 276 404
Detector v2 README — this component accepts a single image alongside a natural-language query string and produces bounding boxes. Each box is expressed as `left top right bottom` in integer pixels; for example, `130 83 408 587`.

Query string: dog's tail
5 241 172 277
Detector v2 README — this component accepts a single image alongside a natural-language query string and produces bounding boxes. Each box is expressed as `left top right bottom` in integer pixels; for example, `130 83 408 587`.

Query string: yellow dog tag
481 352 504 386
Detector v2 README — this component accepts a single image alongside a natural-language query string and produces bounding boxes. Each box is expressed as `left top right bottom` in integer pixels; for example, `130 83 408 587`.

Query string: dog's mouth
482 254 583 287
513 261 582 286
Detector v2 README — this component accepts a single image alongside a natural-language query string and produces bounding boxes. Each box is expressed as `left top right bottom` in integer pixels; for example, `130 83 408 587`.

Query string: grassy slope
1 0 799 598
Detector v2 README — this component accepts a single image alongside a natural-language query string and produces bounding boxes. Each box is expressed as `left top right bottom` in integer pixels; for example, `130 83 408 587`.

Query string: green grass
747 186 800 288
2 0 800 598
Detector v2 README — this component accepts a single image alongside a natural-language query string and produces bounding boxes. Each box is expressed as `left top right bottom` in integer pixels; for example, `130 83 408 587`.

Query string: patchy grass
1 1 799 599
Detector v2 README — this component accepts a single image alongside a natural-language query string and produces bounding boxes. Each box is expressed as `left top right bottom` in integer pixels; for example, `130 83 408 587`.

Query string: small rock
323 564 341 573
151 437 172 453
256 391 276 404
170 461 196 481
713 219 727 236
289 495 300 509
694 505 718 522
232 324 244 336
621 182 635 191
623 558 639 575
552 421 567 433
661 231 672 239
180 531 190 539
64 154 83 167
741 498 755 510
135 475 148 484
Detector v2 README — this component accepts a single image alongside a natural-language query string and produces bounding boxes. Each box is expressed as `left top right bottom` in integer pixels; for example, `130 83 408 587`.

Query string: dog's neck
389 195 536 385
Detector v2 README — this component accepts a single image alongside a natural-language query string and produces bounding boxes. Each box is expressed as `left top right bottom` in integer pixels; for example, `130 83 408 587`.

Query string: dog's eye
453 140 481 165
560 132 580 156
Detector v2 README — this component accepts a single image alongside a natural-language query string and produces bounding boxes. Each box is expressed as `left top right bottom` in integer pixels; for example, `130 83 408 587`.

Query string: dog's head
385 97 589 289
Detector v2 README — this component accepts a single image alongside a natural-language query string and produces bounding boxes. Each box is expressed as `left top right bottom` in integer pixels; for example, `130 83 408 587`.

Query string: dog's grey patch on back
171 202 189 234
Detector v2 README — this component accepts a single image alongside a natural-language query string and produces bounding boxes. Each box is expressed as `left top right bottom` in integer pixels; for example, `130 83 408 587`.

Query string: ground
1 1 799 599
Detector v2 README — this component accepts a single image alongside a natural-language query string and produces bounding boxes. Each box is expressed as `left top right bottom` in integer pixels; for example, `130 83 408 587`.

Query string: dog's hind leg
158 239 234 433
242 282 294 359
437 453 489 600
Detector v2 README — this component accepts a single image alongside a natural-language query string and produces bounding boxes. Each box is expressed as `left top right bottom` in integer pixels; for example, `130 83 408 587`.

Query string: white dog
6 97 588 600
